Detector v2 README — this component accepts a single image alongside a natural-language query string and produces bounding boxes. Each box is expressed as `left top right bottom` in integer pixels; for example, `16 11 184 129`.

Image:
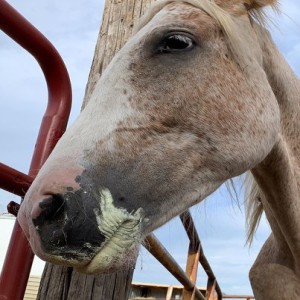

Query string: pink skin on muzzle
17 160 84 258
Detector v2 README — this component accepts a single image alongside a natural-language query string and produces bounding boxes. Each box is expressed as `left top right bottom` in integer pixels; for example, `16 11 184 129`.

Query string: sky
0 0 299 296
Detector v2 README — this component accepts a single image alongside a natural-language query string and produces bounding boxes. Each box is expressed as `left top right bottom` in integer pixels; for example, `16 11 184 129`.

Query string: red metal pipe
0 163 33 196
0 2 72 173
0 1 72 299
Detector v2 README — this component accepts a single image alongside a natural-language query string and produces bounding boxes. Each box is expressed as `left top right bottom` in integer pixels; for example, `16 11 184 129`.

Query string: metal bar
0 163 33 196
144 234 206 300
180 211 223 300
0 1 72 299
7 201 20 217
0 1 72 174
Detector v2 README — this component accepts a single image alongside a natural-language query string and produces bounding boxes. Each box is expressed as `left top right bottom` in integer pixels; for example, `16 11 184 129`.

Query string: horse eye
157 34 195 54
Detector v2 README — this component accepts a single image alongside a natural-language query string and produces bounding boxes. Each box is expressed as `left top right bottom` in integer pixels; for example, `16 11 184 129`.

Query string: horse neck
252 25 300 268
259 27 300 160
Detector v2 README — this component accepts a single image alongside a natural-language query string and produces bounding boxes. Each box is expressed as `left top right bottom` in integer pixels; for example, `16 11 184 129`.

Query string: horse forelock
135 0 236 35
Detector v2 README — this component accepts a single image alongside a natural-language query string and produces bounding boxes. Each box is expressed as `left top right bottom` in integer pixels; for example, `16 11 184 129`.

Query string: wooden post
82 0 153 107
166 286 174 300
182 244 200 300
206 278 217 300
37 0 154 299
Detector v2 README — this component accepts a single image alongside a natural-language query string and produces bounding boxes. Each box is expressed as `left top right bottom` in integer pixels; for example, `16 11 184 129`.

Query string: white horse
18 0 300 299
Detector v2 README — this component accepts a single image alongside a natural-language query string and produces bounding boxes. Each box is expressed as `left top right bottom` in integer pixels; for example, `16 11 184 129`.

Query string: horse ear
216 0 278 15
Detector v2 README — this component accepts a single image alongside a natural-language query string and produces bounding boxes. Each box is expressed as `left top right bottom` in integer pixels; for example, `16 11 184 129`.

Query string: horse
17 0 300 299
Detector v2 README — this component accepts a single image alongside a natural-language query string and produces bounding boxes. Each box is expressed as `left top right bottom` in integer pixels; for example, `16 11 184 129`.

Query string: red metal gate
0 1 72 299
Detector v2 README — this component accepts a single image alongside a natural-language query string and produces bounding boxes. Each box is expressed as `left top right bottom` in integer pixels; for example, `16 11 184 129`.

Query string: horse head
18 0 280 274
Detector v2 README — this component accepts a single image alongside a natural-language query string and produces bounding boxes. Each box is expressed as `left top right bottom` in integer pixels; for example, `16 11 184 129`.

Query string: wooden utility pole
37 0 154 299
83 0 153 107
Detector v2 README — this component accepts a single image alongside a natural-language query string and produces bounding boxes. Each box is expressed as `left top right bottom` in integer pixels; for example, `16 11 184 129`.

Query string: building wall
24 275 41 300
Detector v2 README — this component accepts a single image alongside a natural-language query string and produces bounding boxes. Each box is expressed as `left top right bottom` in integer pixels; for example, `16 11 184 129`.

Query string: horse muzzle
18 183 145 273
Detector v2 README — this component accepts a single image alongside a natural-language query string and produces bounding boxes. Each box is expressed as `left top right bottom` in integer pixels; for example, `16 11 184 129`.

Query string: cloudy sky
0 0 299 296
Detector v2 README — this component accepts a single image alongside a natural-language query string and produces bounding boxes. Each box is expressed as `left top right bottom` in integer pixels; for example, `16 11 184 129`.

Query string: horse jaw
75 189 144 274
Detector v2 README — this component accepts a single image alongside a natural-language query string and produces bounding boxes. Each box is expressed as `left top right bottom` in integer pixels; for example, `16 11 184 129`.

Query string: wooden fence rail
143 210 222 300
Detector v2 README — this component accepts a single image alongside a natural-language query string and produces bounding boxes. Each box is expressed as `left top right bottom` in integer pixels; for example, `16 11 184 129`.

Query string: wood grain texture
82 0 153 108
37 264 134 299
37 0 156 299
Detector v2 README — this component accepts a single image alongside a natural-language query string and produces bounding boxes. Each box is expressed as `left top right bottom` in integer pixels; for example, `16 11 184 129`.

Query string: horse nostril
31 189 107 256
33 194 65 227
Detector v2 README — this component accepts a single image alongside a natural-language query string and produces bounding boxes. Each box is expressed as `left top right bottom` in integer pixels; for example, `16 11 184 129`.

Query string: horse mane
135 0 279 244
245 174 264 245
